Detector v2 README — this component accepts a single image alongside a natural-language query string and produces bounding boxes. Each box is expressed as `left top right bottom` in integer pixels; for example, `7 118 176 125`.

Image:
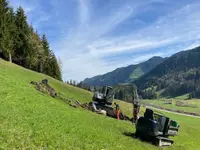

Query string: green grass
114 101 200 150
1 58 200 150
174 94 189 100
129 67 143 80
141 99 200 115
113 100 146 118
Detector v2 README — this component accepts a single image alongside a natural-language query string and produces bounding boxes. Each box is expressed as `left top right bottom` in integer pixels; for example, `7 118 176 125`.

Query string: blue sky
9 0 200 81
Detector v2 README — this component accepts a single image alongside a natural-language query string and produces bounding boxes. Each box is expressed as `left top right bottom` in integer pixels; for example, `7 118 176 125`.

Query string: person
114 103 120 120
133 101 140 123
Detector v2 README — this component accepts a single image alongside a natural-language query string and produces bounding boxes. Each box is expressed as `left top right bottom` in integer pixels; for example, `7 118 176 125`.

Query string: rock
30 80 57 97
98 110 107 115
42 79 48 84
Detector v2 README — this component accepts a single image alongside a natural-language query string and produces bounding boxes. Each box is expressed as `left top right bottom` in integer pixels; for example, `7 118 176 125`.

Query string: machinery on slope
135 108 179 146
90 86 118 118
92 86 114 106
90 85 180 146
90 85 134 119
131 86 180 146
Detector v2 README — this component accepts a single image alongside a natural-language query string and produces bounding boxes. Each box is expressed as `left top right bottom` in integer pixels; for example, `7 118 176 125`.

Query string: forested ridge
0 0 62 81
134 46 200 99
82 56 164 86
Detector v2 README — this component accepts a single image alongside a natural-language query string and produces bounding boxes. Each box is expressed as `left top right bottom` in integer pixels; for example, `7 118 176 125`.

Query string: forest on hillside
135 46 200 99
0 0 62 81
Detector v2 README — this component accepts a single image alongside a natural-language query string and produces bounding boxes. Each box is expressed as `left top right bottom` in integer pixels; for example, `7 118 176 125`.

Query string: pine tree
57 56 63 77
70 79 73 85
73 80 76 86
27 26 43 70
49 51 62 81
6 7 16 62
41 34 51 74
0 0 9 42
14 6 29 66
0 0 16 62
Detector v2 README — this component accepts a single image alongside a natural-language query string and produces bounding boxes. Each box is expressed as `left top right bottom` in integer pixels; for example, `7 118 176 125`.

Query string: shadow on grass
123 132 155 146
123 132 136 138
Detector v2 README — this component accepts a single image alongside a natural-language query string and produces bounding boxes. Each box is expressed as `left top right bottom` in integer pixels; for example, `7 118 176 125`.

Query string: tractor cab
92 86 114 106
102 86 113 97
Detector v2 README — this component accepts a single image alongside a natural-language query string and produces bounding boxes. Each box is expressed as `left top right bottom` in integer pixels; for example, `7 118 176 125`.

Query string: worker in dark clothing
133 101 140 123
114 103 120 120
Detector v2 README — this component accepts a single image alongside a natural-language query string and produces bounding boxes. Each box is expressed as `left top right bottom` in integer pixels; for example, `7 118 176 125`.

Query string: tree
57 56 63 75
41 34 51 74
0 0 16 62
70 79 73 85
152 92 158 99
0 0 10 42
0 2 63 81
14 6 29 66
73 80 76 86
49 51 62 81
6 7 16 62
27 26 43 70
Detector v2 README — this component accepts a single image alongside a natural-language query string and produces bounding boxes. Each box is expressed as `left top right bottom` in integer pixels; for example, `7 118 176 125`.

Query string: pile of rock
30 79 57 97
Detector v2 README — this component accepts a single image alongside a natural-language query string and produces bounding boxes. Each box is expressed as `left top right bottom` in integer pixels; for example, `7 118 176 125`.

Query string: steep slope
83 56 164 86
135 46 200 98
1 58 200 149
0 59 143 149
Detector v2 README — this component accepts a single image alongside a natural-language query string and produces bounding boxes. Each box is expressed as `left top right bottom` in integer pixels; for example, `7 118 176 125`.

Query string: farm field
141 99 200 115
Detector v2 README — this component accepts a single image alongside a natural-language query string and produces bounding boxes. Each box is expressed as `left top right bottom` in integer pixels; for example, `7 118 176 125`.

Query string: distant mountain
134 46 200 99
82 56 165 86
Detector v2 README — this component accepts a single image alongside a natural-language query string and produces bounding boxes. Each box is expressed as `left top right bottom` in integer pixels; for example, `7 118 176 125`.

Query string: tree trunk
9 52 12 63
40 62 43 73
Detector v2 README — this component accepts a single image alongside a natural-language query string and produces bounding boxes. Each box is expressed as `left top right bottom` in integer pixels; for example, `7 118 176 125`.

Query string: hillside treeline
0 0 62 81
135 46 200 99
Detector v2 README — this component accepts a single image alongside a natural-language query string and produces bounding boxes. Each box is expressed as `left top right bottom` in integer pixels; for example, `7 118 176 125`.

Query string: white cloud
91 38 179 56
56 1 200 81
87 2 200 57
8 0 200 81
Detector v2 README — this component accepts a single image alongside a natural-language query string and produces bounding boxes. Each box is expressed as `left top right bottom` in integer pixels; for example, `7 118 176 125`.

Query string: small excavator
92 86 114 106
135 108 179 146
90 86 118 118
90 84 134 119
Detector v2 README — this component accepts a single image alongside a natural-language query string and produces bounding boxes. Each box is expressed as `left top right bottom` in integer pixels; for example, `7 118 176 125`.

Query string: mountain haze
82 56 164 86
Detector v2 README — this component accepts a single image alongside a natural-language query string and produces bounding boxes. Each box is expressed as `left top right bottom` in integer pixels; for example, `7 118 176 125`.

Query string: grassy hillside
1 58 200 150
0 59 92 103
129 67 143 80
